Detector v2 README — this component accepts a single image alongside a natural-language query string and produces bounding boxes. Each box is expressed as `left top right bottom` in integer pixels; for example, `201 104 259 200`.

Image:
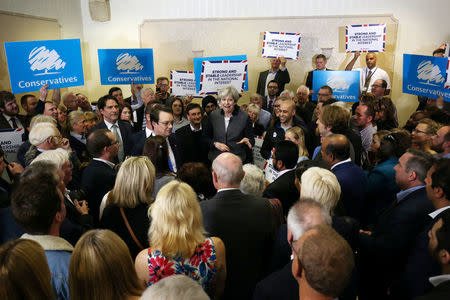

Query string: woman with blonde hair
100 156 155 258
0 239 53 300
285 126 309 163
69 229 144 300
135 181 226 299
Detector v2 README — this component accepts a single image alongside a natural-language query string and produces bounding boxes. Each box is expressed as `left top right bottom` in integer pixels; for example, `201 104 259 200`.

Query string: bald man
321 134 367 221
345 52 391 95
201 153 276 300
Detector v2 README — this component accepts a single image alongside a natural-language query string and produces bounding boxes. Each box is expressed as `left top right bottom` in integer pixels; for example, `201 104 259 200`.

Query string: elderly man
62 92 78 113
134 86 157 131
250 93 271 129
295 85 316 124
257 57 290 101
0 91 30 130
201 153 276 300
67 111 89 163
345 52 391 95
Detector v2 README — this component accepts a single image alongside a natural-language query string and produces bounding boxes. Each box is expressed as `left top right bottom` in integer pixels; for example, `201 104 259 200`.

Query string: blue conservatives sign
312 71 360 102
194 55 248 93
403 54 450 101
4 39 84 94
98 49 155 85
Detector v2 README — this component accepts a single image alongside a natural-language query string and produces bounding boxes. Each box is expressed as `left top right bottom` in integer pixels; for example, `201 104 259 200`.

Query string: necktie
10 117 18 129
363 70 373 93
111 124 124 162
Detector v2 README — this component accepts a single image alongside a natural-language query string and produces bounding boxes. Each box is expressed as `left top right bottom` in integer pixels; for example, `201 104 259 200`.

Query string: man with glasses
155 76 171 105
264 80 281 113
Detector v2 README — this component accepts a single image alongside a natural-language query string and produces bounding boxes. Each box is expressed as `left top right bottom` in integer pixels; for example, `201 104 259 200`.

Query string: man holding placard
256 57 290 104
345 52 391 95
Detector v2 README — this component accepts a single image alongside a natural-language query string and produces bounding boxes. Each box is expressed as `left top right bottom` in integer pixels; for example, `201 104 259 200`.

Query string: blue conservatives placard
312 71 360 102
403 54 450 101
194 55 248 93
4 39 84 94
98 49 155 85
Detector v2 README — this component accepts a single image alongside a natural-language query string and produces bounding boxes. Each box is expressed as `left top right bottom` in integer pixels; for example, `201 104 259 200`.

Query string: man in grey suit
201 153 276 300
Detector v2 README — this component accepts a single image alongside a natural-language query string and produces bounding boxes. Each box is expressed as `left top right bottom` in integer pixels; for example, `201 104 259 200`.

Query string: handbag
119 207 144 250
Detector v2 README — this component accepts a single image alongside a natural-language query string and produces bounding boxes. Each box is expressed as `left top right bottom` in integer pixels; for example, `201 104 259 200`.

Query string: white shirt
145 127 154 138
429 205 450 219
103 119 123 142
166 137 177 173
2 113 23 129
93 158 115 169
331 158 352 170
355 66 391 93
429 274 450 287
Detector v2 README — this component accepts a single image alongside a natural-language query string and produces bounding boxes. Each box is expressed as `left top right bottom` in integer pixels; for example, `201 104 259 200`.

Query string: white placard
253 136 266 170
345 24 386 53
198 60 247 95
0 129 24 163
263 148 279 184
262 31 302 60
170 70 198 96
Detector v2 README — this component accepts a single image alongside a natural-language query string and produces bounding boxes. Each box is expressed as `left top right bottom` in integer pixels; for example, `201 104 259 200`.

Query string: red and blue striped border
199 60 247 95
345 24 386 53
262 31 301 59
170 70 194 95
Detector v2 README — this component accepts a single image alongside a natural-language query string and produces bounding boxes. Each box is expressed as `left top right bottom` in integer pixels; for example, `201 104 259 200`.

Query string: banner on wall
170 70 198 96
98 49 154 85
261 31 302 60
194 55 248 94
4 39 84 94
312 71 360 102
403 54 450 101
345 24 386 53
0 129 25 163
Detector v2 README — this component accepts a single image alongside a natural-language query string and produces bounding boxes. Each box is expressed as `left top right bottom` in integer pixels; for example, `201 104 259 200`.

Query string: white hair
300 167 341 213
28 122 58 146
218 86 239 102
287 199 332 240
296 85 310 95
280 89 295 99
140 275 209 300
32 148 69 169
141 87 154 97
240 164 265 196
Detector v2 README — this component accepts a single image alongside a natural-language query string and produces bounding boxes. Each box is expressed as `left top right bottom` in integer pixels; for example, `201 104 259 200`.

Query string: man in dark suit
131 104 181 172
263 140 299 217
81 129 119 225
133 87 157 132
0 91 30 130
89 95 133 162
257 57 290 104
175 103 209 167
305 54 332 101
201 153 276 300
391 159 450 300
321 134 367 220
359 149 434 300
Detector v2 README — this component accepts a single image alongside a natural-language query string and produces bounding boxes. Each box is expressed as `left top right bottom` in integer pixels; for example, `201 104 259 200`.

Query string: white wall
1 0 449 124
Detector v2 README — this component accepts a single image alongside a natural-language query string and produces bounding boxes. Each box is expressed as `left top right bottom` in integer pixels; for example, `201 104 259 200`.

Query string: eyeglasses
268 86 278 89
317 93 330 97
157 84 168 87
412 128 430 135
158 121 174 127
372 85 383 88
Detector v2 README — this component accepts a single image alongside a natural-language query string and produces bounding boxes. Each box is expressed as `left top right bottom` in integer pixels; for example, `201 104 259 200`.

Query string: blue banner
194 55 248 93
403 54 450 101
98 49 155 85
4 39 84 94
312 70 360 102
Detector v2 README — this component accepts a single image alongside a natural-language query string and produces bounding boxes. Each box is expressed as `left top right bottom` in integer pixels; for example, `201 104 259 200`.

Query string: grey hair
218 86 240 102
246 103 261 119
141 87 154 97
287 199 332 241
240 164 265 196
29 114 57 129
32 149 69 169
28 122 58 146
280 89 295 99
296 85 310 95
405 148 434 183
212 153 243 186
140 275 209 300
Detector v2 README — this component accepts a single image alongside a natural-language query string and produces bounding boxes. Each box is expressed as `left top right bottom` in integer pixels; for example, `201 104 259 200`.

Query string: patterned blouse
146 238 218 292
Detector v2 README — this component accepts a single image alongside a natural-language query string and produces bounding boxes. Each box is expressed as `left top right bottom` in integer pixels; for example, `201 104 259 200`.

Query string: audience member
201 95 218 118
305 54 331 98
119 101 134 126
170 97 189 131
354 100 377 164
67 111 89 163
412 118 440 154
432 125 450 157
140 275 209 300
0 90 30 130
155 76 171 105
257 57 290 106
20 94 38 116
295 85 316 124
250 93 271 129
285 126 309 162
246 103 265 137
177 162 216 201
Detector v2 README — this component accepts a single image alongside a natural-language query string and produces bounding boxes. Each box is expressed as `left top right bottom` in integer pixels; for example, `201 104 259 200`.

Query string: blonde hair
149 181 206 258
286 126 309 157
84 111 98 121
69 229 144 300
108 156 155 208
300 167 341 213
68 111 86 131
0 239 53 300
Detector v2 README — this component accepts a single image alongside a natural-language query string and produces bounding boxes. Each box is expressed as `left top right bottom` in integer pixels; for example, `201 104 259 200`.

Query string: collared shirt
396 185 425 203
166 137 177 173
264 67 287 96
2 113 23 129
145 127 154 138
70 131 86 144
190 124 202 132
103 119 123 142
355 66 391 93
93 158 115 169
429 274 450 287
331 158 352 170
64 188 74 206
276 168 293 179
429 205 450 219
217 187 240 193
21 233 73 251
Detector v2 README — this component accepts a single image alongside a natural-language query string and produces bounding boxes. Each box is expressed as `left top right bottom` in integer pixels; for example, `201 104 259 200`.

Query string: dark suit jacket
305 68 332 93
414 280 450 300
89 120 133 157
263 170 299 217
359 187 433 299
253 262 299 300
332 161 367 221
175 124 210 167
257 69 290 100
68 135 89 163
133 104 145 132
201 189 276 300
0 113 30 130
80 160 116 225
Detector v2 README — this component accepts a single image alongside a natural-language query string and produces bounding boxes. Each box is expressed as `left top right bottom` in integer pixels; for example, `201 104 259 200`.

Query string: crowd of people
0 49 450 300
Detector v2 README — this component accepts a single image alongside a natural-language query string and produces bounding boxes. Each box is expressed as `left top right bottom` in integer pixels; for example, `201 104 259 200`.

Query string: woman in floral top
135 181 226 299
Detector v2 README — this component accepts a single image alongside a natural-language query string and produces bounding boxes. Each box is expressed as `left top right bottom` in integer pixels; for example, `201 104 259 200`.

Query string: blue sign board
194 55 248 93
4 39 84 94
403 54 450 101
98 49 155 85
312 70 360 102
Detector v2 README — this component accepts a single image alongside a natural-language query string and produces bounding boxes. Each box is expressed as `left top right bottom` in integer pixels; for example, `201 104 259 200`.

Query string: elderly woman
99 156 155 258
135 181 226 299
205 86 254 162
246 103 265 137
69 229 145 300
67 111 89 163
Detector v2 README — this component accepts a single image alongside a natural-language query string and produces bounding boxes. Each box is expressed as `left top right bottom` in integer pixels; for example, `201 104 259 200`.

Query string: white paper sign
346 24 386 53
262 32 302 60
263 148 279 184
0 129 25 163
198 60 247 95
170 70 198 96
445 57 450 89
253 136 266 170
